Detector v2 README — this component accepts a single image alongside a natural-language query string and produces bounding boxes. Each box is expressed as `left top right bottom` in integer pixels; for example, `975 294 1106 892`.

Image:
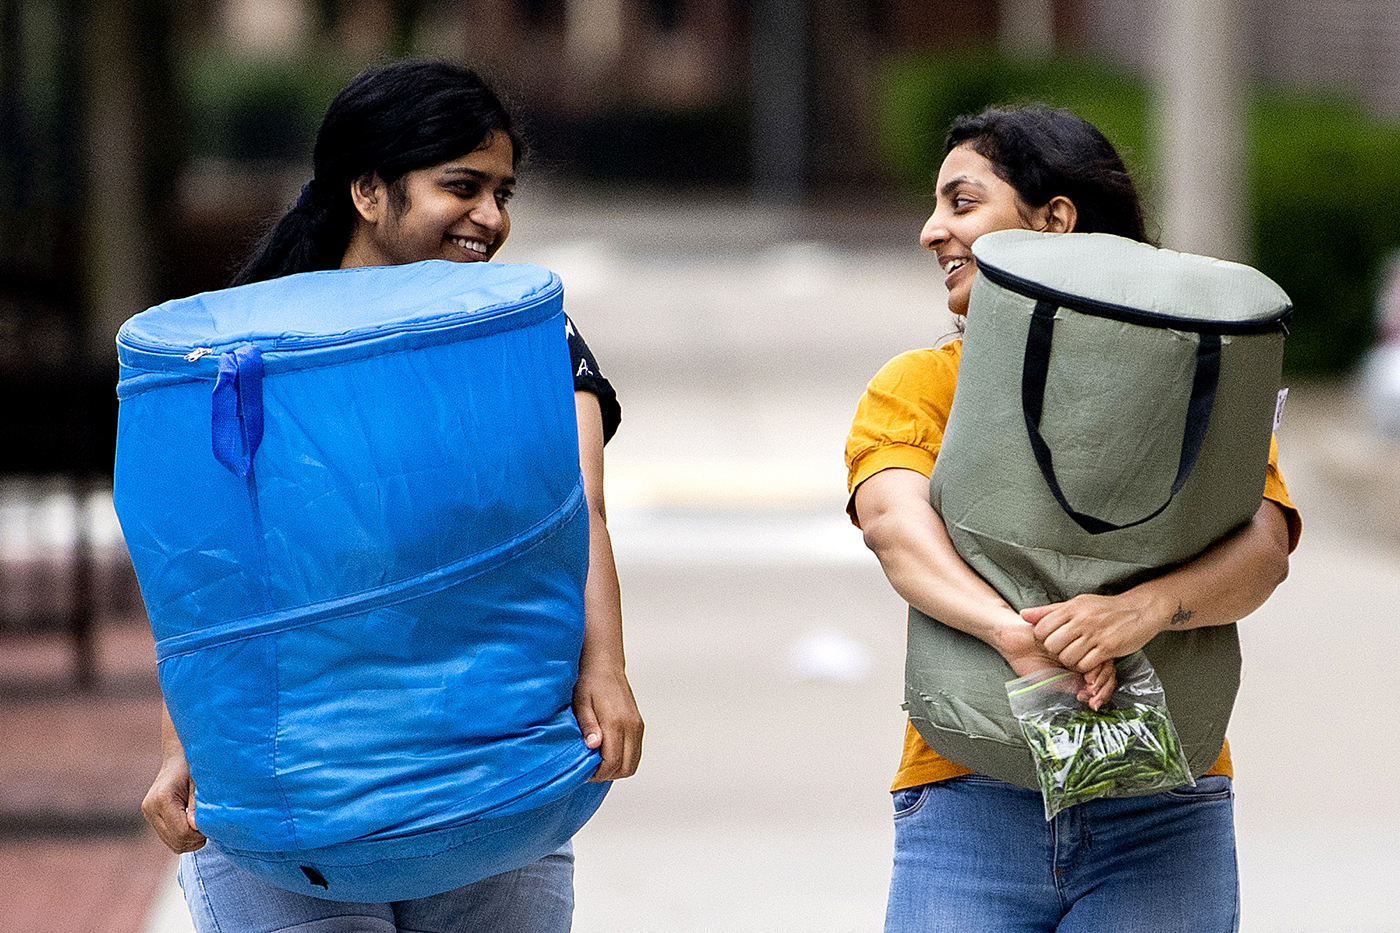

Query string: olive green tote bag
907 229 1292 790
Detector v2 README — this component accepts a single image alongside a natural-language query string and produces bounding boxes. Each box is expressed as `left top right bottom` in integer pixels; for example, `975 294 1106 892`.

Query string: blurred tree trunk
1 0 86 313
79 0 188 358
999 0 1055 59
83 0 155 358
808 0 881 191
750 0 807 203
1155 0 1247 262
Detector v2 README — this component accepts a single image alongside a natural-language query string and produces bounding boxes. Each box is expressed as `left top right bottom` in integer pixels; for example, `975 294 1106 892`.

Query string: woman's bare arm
1026 500 1291 671
571 392 644 781
854 467 1115 705
141 701 207 853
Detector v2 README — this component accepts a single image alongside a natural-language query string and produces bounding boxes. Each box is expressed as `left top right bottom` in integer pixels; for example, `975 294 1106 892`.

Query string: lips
448 235 491 260
941 255 972 288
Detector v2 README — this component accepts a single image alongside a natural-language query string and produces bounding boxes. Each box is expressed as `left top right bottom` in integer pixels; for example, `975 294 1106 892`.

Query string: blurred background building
7 0 1400 373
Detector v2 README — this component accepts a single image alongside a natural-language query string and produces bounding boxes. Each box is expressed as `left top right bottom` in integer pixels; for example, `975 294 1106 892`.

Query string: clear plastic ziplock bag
1006 651 1194 820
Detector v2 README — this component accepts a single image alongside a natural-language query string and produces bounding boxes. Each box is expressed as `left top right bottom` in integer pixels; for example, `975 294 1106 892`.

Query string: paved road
145 190 1400 933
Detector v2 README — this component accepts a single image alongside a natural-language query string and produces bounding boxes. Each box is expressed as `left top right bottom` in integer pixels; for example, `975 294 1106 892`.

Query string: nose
470 195 505 233
919 211 946 252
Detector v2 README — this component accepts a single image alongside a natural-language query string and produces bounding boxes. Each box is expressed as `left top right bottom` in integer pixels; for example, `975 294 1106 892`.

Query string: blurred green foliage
182 49 357 163
877 49 1400 376
878 51 1155 194
1251 92 1400 375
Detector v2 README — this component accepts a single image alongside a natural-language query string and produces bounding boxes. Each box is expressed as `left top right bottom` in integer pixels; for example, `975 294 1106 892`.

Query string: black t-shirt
565 315 621 444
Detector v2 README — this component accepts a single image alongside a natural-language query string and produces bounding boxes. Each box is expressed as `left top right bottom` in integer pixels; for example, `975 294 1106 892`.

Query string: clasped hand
1008 592 1165 709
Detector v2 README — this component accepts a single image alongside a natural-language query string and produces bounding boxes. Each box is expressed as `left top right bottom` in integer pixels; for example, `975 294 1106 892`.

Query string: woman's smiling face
919 144 1045 316
342 130 516 269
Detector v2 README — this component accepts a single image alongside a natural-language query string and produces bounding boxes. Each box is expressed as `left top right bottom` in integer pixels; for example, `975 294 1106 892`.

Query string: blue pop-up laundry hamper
113 260 608 901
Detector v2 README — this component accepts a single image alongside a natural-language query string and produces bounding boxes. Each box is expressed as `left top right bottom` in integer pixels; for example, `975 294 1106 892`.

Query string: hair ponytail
231 179 354 285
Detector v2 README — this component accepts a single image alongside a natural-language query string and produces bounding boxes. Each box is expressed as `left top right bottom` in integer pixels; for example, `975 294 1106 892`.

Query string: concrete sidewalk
0 614 173 933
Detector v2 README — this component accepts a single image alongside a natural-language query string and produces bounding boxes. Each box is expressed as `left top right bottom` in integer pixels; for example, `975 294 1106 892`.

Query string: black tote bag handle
1021 299 1221 535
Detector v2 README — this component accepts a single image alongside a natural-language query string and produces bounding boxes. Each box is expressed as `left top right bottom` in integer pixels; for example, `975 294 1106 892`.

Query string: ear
1042 195 1078 234
348 172 388 225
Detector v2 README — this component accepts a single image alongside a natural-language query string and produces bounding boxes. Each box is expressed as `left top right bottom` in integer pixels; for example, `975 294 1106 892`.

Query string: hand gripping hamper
906 230 1292 790
113 260 608 901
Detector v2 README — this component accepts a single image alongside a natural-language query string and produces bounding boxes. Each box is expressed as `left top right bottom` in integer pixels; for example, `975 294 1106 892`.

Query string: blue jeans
884 774 1239 933
179 840 575 933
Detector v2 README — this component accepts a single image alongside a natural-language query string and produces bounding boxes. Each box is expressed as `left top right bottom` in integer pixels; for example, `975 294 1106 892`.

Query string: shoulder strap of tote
1020 299 1221 535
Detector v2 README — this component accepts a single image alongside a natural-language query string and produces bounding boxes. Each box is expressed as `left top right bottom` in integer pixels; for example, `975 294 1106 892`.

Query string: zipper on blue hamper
262 287 560 352
120 284 562 361
976 260 1294 335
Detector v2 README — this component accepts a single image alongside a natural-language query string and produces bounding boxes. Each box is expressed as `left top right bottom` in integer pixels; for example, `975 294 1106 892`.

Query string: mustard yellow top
845 340 1303 792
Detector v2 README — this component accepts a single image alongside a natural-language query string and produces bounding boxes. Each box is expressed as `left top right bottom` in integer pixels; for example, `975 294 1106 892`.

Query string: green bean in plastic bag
1006 651 1194 820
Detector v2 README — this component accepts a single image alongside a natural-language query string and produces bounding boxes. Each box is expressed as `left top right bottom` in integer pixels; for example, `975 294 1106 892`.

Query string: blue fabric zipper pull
211 344 265 477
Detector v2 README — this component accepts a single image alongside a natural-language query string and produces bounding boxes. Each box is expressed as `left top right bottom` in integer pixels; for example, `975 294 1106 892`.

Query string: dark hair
946 105 1150 244
233 60 522 286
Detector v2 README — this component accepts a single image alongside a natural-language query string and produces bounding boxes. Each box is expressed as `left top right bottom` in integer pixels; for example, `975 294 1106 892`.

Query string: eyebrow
938 175 984 199
441 166 516 187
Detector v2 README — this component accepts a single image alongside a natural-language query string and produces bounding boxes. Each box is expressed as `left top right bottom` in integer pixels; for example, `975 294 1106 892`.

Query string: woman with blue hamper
139 60 642 932
845 106 1301 931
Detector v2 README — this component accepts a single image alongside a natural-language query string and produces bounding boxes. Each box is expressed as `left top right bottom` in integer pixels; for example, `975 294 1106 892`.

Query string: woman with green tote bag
845 105 1301 932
